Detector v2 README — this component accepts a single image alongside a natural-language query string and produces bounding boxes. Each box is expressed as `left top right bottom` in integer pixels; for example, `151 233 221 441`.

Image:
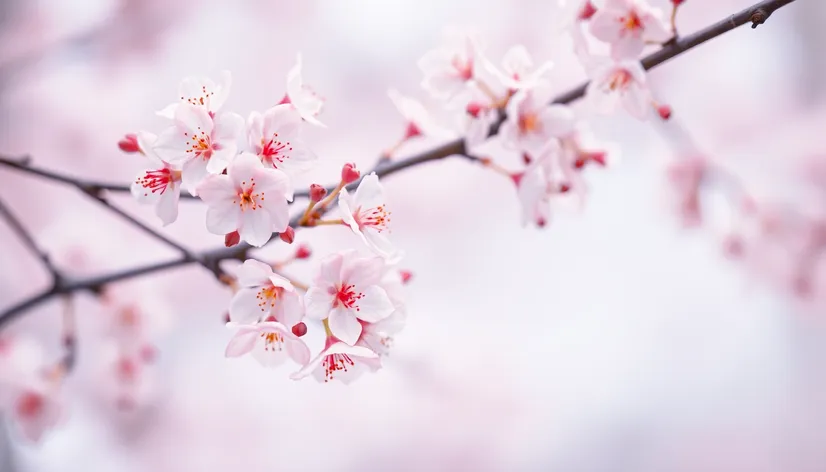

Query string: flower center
181 85 215 108
451 55 473 81
260 133 293 167
183 128 217 160
261 331 284 351
135 168 176 196
334 284 365 311
256 284 280 313
607 69 633 92
620 11 643 33
233 178 265 211
355 205 391 232
322 353 355 382
518 112 540 134
16 391 44 419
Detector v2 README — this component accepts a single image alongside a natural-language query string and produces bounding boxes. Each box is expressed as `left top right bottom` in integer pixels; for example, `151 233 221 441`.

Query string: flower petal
225 326 259 357
355 285 394 323
206 200 240 235
328 308 362 346
235 259 274 287
238 208 273 247
304 287 334 320
182 157 211 196
155 183 180 226
229 288 265 324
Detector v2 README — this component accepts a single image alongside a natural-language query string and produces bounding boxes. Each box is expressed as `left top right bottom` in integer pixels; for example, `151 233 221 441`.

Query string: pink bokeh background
1 0 825 470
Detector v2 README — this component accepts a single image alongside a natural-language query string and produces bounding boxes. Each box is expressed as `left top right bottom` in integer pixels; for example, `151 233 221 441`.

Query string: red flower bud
309 184 327 203
118 133 140 153
578 1 597 20
291 322 308 337
672 0 685 5
224 231 240 247
341 163 360 184
466 102 484 118
399 270 413 284
279 226 295 244
657 104 673 120
295 244 312 260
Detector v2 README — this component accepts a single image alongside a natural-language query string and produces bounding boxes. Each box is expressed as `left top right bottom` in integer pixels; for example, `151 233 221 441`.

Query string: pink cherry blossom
418 33 481 100
358 268 407 356
284 53 325 127
196 152 293 247
130 132 182 226
228 259 304 327
290 335 380 384
247 104 316 177
457 87 500 151
156 71 232 119
387 89 454 141
667 157 707 227
589 0 672 59
97 342 157 411
304 251 395 346
585 59 653 119
225 321 310 368
513 142 586 227
338 172 399 260
485 45 554 91
153 104 245 195
501 84 576 156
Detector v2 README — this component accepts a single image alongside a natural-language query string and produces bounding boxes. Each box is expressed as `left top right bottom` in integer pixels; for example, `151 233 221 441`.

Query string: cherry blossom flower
97 342 157 411
388 89 454 141
585 59 653 119
283 53 325 127
501 85 576 155
304 251 395 346
290 335 380 384
153 104 245 195
667 157 707 227
247 104 316 176
0 338 63 442
196 152 293 247
589 0 672 59
359 268 407 356
338 172 400 260
457 88 500 151
157 71 232 119
559 123 619 170
225 321 310 368
130 132 182 226
484 45 553 91
418 33 481 100
228 259 304 327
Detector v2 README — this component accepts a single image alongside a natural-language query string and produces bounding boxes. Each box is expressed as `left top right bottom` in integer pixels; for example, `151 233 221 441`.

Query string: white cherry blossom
290 337 380 384
388 89 454 140
157 71 232 119
418 33 481 100
284 53 325 127
501 84 576 156
229 259 304 327
225 321 310 368
338 172 399 260
585 59 653 119
247 104 317 176
484 45 553 91
196 152 293 247
589 0 672 59
130 132 182 226
153 104 245 194
304 251 395 346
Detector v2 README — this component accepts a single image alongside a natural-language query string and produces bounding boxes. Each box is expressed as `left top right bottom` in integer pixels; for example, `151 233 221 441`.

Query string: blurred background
0 0 825 470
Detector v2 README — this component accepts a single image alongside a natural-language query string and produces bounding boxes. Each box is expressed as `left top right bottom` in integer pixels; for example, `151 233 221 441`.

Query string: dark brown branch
0 196 61 282
0 0 798 328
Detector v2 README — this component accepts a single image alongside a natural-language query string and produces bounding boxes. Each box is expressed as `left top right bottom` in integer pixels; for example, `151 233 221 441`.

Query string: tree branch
0 0 798 328
0 196 61 283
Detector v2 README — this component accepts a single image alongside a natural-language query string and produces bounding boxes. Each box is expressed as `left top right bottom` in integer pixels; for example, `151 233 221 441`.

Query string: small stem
312 218 345 226
480 157 514 178
671 2 681 35
315 182 345 212
0 196 60 281
60 295 76 372
298 200 319 226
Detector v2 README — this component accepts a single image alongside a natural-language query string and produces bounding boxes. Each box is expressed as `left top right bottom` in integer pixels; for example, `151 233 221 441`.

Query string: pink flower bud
118 134 140 153
341 163 360 184
672 0 685 5
399 270 413 284
510 172 524 186
309 184 327 203
278 94 291 105
723 234 744 258
657 104 673 120
578 1 597 20
295 244 312 260
403 122 422 140
466 102 484 118
224 231 240 247
559 182 572 193
522 153 532 165
279 226 295 244
291 322 308 337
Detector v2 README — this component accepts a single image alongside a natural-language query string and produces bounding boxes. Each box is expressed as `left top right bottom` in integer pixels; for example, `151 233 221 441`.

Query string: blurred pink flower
229 259 304 327
418 33 481 100
589 0 671 59
586 59 652 119
483 44 554 91
156 71 232 119
501 84 576 156
387 88 454 141
667 157 707 227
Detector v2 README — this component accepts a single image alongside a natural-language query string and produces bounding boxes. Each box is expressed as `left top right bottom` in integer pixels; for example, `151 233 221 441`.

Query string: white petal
235 259 274 287
328 308 362 345
213 112 244 142
155 183 180 226
355 285 394 323
196 174 235 204
182 158 211 195
211 70 232 112
229 288 265 324
589 11 623 44
342 254 385 288
206 200 241 235
175 103 213 134
238 209 273 247
304 287 334 320
264 196 291 233
611 37 645 60
153 125 189 164
353 172 385 209
540 105 576 138
502 45 533 76
228 152 264 188
262 104 302 138
316 252 344 286
363 230 399 260
274 290 304 328
285 337 311 366
225 327 259 357
206 146 236 175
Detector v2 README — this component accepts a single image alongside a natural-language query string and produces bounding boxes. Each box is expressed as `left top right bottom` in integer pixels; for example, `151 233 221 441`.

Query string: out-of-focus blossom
484 45 554 91
304 251 395 346
98 342 157 411
228 259 304 327
130 132 182 226
154 104 245 194
225 321 310 368
157 71 232 119
501 85 576 156
667 157 707 227
338 173 399 260
418 33 482 100
0 338 63 442
197 152 293 247
290 335 380 384
247 104 316 177
359 268 408 356
560 124 617 170
388 89 454 141
283 54 325 127
589 0 671 59
585 59 652 119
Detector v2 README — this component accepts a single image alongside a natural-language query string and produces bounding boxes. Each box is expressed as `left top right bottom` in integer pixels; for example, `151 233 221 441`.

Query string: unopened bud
291 322 308 337
403 122 422 140
341 163 360 184
510 172 524 186
522 153 532 165
578 1 597 20
672 0 685 5
224 231 240 247
657 104 673 120
279 226 295 244
466 102 484 118
559 182 572 193
278 94 291 105
118 133 141 153
223 312 231 323
309 184 327 203
295 244 312 260
399 270 413 284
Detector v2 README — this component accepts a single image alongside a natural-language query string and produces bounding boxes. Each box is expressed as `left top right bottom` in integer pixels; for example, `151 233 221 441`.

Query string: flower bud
118 134 141 154
341 163 360 184
657 104 673 120
399 270 413 284
466 102 484 118
279 226 295 244
309 184 327 203
291 322 308 337
224 231 240 247
295 244 312 260
671 0 685 5
578 1 597 20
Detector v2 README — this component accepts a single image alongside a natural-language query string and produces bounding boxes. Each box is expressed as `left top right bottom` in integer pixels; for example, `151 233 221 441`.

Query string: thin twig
0 196 61 282
0 0 798 328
